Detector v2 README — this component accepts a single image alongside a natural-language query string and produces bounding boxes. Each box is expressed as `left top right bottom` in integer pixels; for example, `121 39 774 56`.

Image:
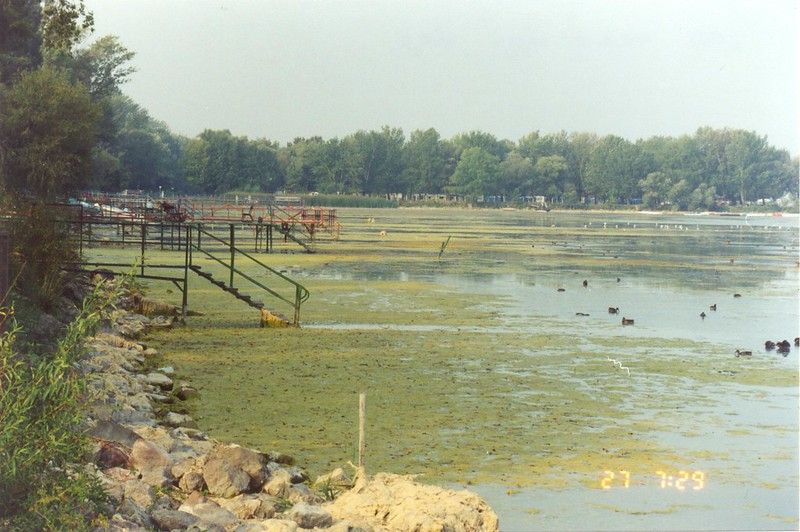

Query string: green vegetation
0 283 117 530
114 208 797 492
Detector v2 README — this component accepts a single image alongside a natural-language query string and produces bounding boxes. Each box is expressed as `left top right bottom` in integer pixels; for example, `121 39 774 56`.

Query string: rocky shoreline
73 277 499 531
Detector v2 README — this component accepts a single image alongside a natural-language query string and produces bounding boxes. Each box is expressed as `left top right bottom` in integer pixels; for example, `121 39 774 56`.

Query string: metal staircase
189 226 310 325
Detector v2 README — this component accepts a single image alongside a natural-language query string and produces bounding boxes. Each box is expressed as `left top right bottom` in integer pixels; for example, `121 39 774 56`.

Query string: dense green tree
585 135 652 203
498 151 534 196
0 0 42 83
402 128 450 194
452 130 511 160
0 66 98 199
341 127 405 194
449 147 500 197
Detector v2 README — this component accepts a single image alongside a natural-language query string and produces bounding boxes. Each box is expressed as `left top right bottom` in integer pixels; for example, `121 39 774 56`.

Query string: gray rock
164 411 197 428
151 508 200 531
171 427 209 441
287 502 332 529
89 421 142 447
177 385 200 401
287 483 322 504
130 439 172 487
286 466 308 484
144 372 173 390
157 365 175 375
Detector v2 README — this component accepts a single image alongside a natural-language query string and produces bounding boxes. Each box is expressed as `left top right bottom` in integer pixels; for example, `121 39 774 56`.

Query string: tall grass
0 281 118 530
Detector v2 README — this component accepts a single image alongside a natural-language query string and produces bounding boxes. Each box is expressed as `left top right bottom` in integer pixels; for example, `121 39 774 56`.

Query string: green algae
85 207 798 493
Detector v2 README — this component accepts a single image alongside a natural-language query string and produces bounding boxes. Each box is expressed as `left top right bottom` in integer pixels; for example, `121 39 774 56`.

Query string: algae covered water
129 208 798 530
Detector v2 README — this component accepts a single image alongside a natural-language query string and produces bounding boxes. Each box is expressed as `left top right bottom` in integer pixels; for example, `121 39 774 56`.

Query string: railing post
182 225 190 319
229 223 235 287
140 223 146 276
197 223 202 251
294 285 301 326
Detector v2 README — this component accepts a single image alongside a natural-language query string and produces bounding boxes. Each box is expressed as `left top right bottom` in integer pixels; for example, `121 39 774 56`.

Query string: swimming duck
557 288 566 292
621 317 634 326
733 294 742 298
777 340 791 354
735 350 752 357
709 304 717 311
794 337 799 347
700 312 706 319
608 307 619 314
582 280 588 288
765 340 776 351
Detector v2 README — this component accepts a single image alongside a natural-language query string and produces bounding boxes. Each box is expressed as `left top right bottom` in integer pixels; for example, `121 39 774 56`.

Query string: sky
84 0 799 154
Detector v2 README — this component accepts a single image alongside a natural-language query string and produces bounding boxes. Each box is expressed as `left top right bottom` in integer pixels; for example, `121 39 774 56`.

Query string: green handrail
191 225 309 324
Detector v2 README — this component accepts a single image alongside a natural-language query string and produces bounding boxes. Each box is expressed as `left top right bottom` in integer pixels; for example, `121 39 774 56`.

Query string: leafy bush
0 282 116 529
7 202 78 311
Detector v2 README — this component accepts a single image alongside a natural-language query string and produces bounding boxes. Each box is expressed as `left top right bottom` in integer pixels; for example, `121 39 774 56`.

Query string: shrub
0 281 116 529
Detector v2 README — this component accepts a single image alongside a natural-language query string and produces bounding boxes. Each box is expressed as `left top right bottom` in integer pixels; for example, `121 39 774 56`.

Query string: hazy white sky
85 0 798 153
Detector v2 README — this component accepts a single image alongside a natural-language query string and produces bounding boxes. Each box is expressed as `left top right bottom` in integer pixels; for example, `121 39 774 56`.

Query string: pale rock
151 508 200 531
325 520 374 532
171 457 197 479
263 469 291 497
203 457 251 497
178 500 238 528
324 473 499 532
144 372 173 390
127 393 153 412
130 439 172 487
214 493 265 519
286 466 308 484
123 478 155 509
164 411 197 428
235 519 298 532
143 347 158 356
287 502 333 529
172 427 209 441
157 365 175 375
108 512 148 531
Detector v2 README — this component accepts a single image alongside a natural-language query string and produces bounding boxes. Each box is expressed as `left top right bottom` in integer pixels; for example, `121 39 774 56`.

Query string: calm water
307 211 799 531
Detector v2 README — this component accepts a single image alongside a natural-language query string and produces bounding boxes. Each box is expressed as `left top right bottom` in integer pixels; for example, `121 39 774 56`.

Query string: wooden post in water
358 392 366 470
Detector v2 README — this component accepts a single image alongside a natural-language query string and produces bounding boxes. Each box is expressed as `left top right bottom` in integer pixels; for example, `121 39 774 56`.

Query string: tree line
1 3 797 210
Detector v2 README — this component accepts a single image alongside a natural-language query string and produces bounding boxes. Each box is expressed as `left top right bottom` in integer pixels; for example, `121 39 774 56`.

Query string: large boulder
203 457 251 498
324 473 499 532
178 499 238 528
203 445 269 497
130 439 172 487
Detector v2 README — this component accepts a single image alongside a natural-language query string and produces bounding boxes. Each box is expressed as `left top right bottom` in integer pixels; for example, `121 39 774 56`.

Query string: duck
777 340 791 354
733 293 742 298
608 307 620 314
616 277 621 282
794 337 799 347
557 288 566 292
765 340 776 351
700 312 706 319
582 280 588 288
575 312 590 317
735 349 752 357
621 317 634 326
709 304 717 311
